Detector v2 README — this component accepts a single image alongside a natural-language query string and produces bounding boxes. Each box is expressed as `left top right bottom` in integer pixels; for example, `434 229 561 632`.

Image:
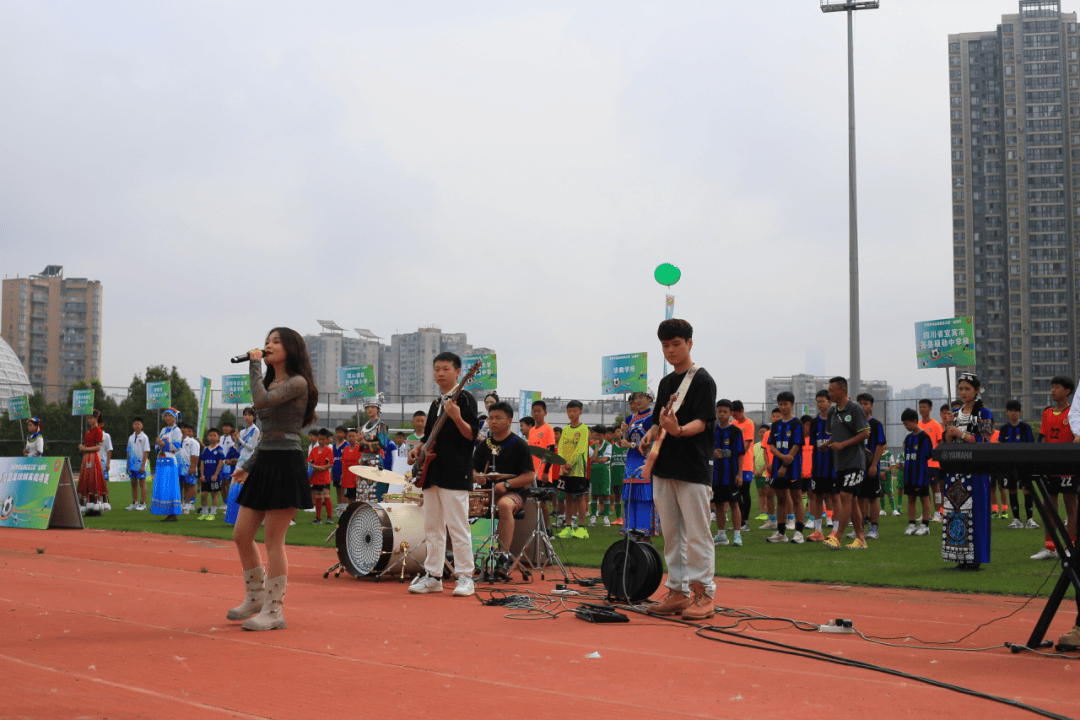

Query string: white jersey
179 437 200 476
25 433 44 457
391 441 413 475
99 432 113 474
128 431 150 471
237 424 261 466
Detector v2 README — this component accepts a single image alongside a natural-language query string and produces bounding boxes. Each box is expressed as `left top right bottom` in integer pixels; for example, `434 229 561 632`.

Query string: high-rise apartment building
950 1 1080 414
304 322 392 398
764 374 890 412
1 266 103 404
389 327 491 402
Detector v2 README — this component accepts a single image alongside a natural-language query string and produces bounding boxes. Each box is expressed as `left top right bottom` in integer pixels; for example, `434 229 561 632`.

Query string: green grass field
84 481 1071 599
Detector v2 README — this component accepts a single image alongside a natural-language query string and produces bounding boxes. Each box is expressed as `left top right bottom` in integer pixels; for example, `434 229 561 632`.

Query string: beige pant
421 486 474 577
653 476 716 597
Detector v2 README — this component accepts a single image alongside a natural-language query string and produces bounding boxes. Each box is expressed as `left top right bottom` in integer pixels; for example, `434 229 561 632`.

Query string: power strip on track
819 619 855 634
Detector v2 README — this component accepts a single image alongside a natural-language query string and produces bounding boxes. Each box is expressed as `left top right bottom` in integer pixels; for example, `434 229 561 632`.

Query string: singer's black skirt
236 450 314 511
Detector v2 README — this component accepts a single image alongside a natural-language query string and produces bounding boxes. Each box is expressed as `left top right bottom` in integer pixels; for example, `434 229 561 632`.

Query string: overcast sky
0 1 1021 402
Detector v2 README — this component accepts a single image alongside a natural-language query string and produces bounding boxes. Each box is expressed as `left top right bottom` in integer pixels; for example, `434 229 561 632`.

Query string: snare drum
468 490 492 519
335 502 427 577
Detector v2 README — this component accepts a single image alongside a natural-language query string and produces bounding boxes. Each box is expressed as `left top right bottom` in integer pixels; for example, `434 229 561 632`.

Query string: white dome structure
0 337 32 404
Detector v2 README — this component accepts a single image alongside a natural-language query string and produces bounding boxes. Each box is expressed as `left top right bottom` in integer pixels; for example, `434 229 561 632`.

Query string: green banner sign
519 390 541 418
7 395 30 421
0 457 73 529
146 380 171 410
197 377 212 439
71 389 94 416
601 352 648 395
222 374 253 405
338 365 376 401
461 353 497 392
915 316 976 369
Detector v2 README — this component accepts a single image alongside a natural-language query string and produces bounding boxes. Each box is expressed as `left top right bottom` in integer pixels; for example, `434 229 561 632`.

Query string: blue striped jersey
865 417 886 458
902 430 933 487
997 421 1034 443
769 418 803 478
713 424 746 486
809 416 834 478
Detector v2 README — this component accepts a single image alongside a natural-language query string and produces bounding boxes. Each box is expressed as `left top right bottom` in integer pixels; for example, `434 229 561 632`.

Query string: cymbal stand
508 491 569 582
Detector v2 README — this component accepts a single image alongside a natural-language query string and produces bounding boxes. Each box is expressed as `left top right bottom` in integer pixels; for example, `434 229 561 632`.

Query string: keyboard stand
1009 475 1080 653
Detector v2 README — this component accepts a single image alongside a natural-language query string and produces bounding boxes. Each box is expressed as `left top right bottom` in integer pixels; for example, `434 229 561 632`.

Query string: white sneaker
1026 518 1040 529
792 531 805 544
588 516 597 527
137 502 147 511
846 531 856 539
710 511 717 521
804 518 815 531
125 503 138 511
903 525 916 536
759 520 777 530
1008 518 1024 529
891 510 901 516
714 533 729 546
452 574 475 597
866 528 879 540
786 519 796 531
602 516 611 527
914 525 930 536
1031 548 1057 560
409 574 444 593
102 503 111 511
931 512 942 523
304 507 316 513
766 532 788 543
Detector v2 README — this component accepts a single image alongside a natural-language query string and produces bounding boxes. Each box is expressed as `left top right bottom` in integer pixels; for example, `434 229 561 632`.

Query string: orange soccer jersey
732 416 755 474
919 419 944 468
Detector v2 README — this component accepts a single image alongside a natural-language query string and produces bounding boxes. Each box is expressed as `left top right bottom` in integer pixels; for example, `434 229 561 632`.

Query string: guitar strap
667 364 699 419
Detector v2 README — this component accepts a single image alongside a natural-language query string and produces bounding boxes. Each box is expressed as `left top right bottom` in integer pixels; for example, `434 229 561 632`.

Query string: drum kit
323 445 571 584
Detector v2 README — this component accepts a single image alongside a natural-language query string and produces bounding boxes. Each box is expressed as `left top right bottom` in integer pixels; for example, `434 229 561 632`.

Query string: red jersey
341 445 362 489
309 445 334 486
1041 406 1075 444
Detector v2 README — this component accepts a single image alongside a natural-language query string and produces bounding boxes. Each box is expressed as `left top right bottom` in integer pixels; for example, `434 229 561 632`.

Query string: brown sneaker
1057 625 1080 650
680 582 715 621
646 589 691 616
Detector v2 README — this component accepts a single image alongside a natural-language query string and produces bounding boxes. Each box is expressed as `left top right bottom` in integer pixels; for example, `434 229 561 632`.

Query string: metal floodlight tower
821 0 877 397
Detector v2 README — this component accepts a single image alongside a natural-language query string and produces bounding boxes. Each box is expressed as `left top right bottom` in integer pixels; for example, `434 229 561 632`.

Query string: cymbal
474 472 516 484
527 445 566 465
349 466 408 484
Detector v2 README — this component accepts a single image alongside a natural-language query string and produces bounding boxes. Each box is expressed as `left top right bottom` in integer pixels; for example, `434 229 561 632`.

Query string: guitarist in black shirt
407 352 480 597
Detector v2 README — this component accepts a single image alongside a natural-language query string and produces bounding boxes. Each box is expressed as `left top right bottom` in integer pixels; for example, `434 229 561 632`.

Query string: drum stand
508 494 569 582
474 485 506 584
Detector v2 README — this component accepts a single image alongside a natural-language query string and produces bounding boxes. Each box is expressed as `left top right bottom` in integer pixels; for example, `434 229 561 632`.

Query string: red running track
2 528 1079 719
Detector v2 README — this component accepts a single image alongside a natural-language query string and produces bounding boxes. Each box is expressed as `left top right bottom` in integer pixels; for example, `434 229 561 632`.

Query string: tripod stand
507 487 569 582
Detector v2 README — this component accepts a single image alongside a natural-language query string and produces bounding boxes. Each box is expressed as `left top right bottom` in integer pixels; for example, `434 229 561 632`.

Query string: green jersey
610 445 628 485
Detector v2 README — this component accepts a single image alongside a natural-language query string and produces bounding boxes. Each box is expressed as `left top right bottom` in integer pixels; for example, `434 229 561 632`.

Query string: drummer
473 401 536 578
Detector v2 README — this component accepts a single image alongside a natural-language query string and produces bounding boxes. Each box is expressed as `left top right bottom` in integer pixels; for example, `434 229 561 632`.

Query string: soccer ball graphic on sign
612 377 621 389
929 347 941 361
0 496 14 521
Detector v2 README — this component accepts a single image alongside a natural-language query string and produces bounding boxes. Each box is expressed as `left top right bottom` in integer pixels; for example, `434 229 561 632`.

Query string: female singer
23 417 43 457
150 408 184 521
228 328 318 631
77 410 107 512
941 372 994 570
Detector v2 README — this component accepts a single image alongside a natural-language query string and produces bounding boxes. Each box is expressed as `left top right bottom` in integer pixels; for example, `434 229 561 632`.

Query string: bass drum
335 502 427 578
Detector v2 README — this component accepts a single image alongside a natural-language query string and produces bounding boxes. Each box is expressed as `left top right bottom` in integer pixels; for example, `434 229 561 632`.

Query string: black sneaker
311 518 323 525
495 553 513 580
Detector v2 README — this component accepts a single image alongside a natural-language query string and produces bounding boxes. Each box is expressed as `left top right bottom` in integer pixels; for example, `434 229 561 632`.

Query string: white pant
653 476 716 597
421 486 474 577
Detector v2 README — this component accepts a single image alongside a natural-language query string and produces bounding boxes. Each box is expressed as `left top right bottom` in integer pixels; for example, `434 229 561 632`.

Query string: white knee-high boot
226 566 265 621
242 575 287 631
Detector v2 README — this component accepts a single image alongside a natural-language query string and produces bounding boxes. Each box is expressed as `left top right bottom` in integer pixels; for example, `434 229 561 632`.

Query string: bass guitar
641 364 698 481
410 359 483 489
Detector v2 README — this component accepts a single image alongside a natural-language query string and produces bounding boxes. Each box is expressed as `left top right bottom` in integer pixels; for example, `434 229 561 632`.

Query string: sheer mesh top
241 359 309 472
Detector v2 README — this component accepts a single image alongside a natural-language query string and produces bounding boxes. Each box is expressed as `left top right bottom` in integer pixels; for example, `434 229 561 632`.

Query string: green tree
218 409 236 431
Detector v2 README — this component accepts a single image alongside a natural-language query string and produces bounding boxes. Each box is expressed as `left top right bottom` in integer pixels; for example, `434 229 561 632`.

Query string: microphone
230 353 254 364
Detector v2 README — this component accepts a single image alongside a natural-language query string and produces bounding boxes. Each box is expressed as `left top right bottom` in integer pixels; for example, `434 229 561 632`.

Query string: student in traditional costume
620 391 658 536
24 417 43 457
150 408 184 522
941 372 994 570
78 410 107 512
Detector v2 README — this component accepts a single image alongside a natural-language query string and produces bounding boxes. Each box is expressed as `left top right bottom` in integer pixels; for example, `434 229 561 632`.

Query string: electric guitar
410 359 483 489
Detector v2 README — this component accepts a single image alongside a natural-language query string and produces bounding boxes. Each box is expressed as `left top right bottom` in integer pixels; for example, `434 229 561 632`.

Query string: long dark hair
265 327 319 427
957 373 985 419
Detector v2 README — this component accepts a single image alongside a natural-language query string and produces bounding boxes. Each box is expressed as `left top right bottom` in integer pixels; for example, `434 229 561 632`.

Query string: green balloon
654 263 681 286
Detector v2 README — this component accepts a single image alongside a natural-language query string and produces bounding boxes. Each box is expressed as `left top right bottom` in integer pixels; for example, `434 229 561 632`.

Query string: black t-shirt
420 391 480 491
650 366 717 484
473 433 535 481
